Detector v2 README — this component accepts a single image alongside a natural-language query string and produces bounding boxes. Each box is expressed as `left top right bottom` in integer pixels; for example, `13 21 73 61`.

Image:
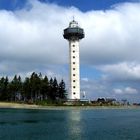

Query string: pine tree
22 77 31 101
0 73 67 102
58 79 66 99
8 75 22 101
41 76 49 100
0 77 9 101
48 78 54 100
52 77 59 99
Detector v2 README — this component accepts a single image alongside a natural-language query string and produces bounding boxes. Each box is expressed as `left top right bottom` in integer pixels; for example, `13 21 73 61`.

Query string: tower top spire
69 18 78 28
72 16 75 21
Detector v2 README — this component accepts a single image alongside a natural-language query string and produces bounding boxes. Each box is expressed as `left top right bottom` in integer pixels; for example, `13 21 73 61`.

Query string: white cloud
81 77 89 82
81 2 140 65
113 88 123 94
98 62 140 82
113 87 138 95
0 0 140 101
0 1 140 73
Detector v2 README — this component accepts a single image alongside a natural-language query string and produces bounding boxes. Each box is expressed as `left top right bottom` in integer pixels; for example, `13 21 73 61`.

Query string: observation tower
63 20 84 100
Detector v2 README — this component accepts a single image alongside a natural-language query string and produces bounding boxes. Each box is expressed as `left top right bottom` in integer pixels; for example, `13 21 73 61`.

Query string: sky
0 0 140 102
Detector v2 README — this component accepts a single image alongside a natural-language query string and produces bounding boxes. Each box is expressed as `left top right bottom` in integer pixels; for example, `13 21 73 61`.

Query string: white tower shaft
69 40 80 99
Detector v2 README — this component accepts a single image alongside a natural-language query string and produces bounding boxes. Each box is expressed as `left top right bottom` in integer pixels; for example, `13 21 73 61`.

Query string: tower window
73 56 75 58
73 74 75 76
73 68 75 70
73 86 76 88
73 80 75 82
73 45 75 47
73 62 75 64
73 50 75 53
73 92 76 95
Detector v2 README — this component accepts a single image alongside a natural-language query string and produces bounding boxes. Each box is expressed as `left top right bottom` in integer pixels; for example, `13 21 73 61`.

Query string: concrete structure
63 20 84 99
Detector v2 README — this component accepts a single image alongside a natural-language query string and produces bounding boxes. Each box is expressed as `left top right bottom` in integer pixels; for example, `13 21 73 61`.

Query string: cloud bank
0 0 140 101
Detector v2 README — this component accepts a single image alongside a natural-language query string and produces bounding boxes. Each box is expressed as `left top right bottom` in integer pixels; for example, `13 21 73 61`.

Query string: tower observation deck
63 20 84 40
63 20 85 100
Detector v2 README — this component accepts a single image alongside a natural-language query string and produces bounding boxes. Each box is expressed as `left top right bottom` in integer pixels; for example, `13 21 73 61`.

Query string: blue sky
0 0 138 11
0 0 140 102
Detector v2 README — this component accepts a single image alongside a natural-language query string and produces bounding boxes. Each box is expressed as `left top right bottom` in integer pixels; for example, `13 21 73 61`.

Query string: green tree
48 77 58 100
8 75 22 101
30 72 42 101
58 79 66 99
22 77 31 101
48 78 53 100
0 73 67 103
0 77 9 101
41 76 49 100
52 77 59 99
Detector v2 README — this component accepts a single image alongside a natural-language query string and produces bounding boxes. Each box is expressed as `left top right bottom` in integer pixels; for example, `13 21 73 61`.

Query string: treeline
0 72 67 102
